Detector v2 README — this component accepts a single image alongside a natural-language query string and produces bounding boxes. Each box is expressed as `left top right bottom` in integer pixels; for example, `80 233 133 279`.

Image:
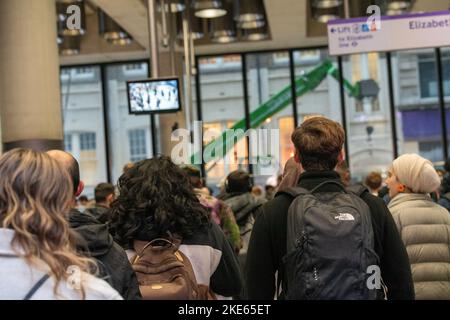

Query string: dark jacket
245 171 415 300
69 209 141 300
218 192 265 227
438 173 450 211
218 192 265 260
85 205 111 224
438 195 450 211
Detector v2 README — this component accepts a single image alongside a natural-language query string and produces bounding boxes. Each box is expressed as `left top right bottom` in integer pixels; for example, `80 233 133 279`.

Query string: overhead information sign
328 10 450 55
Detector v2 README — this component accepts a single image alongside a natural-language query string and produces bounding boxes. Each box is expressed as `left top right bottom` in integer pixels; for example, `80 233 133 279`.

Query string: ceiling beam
89 0 150 50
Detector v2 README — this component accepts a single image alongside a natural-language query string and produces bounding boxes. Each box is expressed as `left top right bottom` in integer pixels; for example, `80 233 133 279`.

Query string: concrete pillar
0 0 63 151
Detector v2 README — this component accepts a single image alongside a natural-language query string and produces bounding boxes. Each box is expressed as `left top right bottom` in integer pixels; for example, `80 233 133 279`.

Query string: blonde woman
0 148 122 300
385 153 450 300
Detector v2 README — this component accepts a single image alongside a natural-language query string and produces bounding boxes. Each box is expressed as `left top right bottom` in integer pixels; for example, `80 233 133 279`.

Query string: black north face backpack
279 181 381 300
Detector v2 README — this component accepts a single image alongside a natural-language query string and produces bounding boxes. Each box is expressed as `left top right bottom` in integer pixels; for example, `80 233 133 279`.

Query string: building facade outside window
59 49 450 195
79 132 96 151
60 66 107 197
293 49 343 126
105 63 153 184
393 49 444 164
60 62 153 196
342 52 394 182
198 55 248 191
64 133 73 152
246 51 294 187
418 52 450 98
128 128 148 162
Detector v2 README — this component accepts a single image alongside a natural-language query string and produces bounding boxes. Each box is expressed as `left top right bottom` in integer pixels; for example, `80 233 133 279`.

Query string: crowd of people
0 116 449 300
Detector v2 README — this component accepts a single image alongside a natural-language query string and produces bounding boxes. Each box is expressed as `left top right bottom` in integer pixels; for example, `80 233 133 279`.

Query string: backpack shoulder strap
346 184 369 197
274 186 310 299
275 187 311 199
278 181 349 199
23 274 50 300
311 180 347 193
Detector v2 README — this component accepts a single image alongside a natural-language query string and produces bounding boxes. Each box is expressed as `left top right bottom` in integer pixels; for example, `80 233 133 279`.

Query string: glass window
419 54 438 98
75 67 94 75
128 129 148 162
79 132 96 151
105 63 153 184
342 53 394 182
418 52 450 99
124 63 144 71
293 49 342 125
442 47 450 157
392 49 444 164
64 134 72 152
198 55 248 191
246 51 294 188
60 66 107 197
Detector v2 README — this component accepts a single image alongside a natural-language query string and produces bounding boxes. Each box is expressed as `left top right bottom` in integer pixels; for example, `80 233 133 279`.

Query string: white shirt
0 228 123 300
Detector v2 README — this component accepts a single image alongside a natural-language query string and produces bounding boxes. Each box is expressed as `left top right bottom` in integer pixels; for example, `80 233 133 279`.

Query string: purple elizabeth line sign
328 10 450 56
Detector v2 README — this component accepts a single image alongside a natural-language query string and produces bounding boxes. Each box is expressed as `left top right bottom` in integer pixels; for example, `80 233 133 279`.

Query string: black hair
226 170 252 193
78 195 88 202
109 156 210 249
181 165 202 189
95 183 115 203
67 155 80 194
445 158 450 173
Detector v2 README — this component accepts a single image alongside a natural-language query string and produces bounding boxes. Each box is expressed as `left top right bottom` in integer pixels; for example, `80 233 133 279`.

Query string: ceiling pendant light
210 15 237 43
387 0 412 10
56 0 86 36
234 0 265 23
209 1 236 43
176 12 205 40
193 0 227 19
312 6 341 23
108 37 133 45
386 8 405 15
98 10 132 44
242 25 269 41
311 0 343 9
238 18 265 29
59 35 81 55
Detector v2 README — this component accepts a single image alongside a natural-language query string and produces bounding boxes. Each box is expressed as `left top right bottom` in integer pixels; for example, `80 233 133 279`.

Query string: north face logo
334 213 355 221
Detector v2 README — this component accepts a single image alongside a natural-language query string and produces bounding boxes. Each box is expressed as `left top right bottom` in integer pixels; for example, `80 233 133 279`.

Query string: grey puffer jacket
388 193 450 300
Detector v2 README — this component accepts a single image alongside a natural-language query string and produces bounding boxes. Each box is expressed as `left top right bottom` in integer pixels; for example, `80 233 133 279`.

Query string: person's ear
75 181 84 197
107 193 114 204
337 148 345 164
294 150 301 164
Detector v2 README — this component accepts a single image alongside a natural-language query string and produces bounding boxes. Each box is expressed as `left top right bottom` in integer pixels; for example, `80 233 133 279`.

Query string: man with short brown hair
365 172 383 196
246 117 414 300
85 182 116 224
291 117 345 171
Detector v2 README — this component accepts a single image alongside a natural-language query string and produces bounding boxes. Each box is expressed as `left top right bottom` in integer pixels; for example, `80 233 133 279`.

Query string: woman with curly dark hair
110 156 242 299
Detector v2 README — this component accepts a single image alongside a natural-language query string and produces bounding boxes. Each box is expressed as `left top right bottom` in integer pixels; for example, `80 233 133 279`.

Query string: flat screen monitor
127 77 181 114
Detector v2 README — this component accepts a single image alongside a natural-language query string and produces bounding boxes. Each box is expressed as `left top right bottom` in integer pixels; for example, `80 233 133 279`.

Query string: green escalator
191 59 359 167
